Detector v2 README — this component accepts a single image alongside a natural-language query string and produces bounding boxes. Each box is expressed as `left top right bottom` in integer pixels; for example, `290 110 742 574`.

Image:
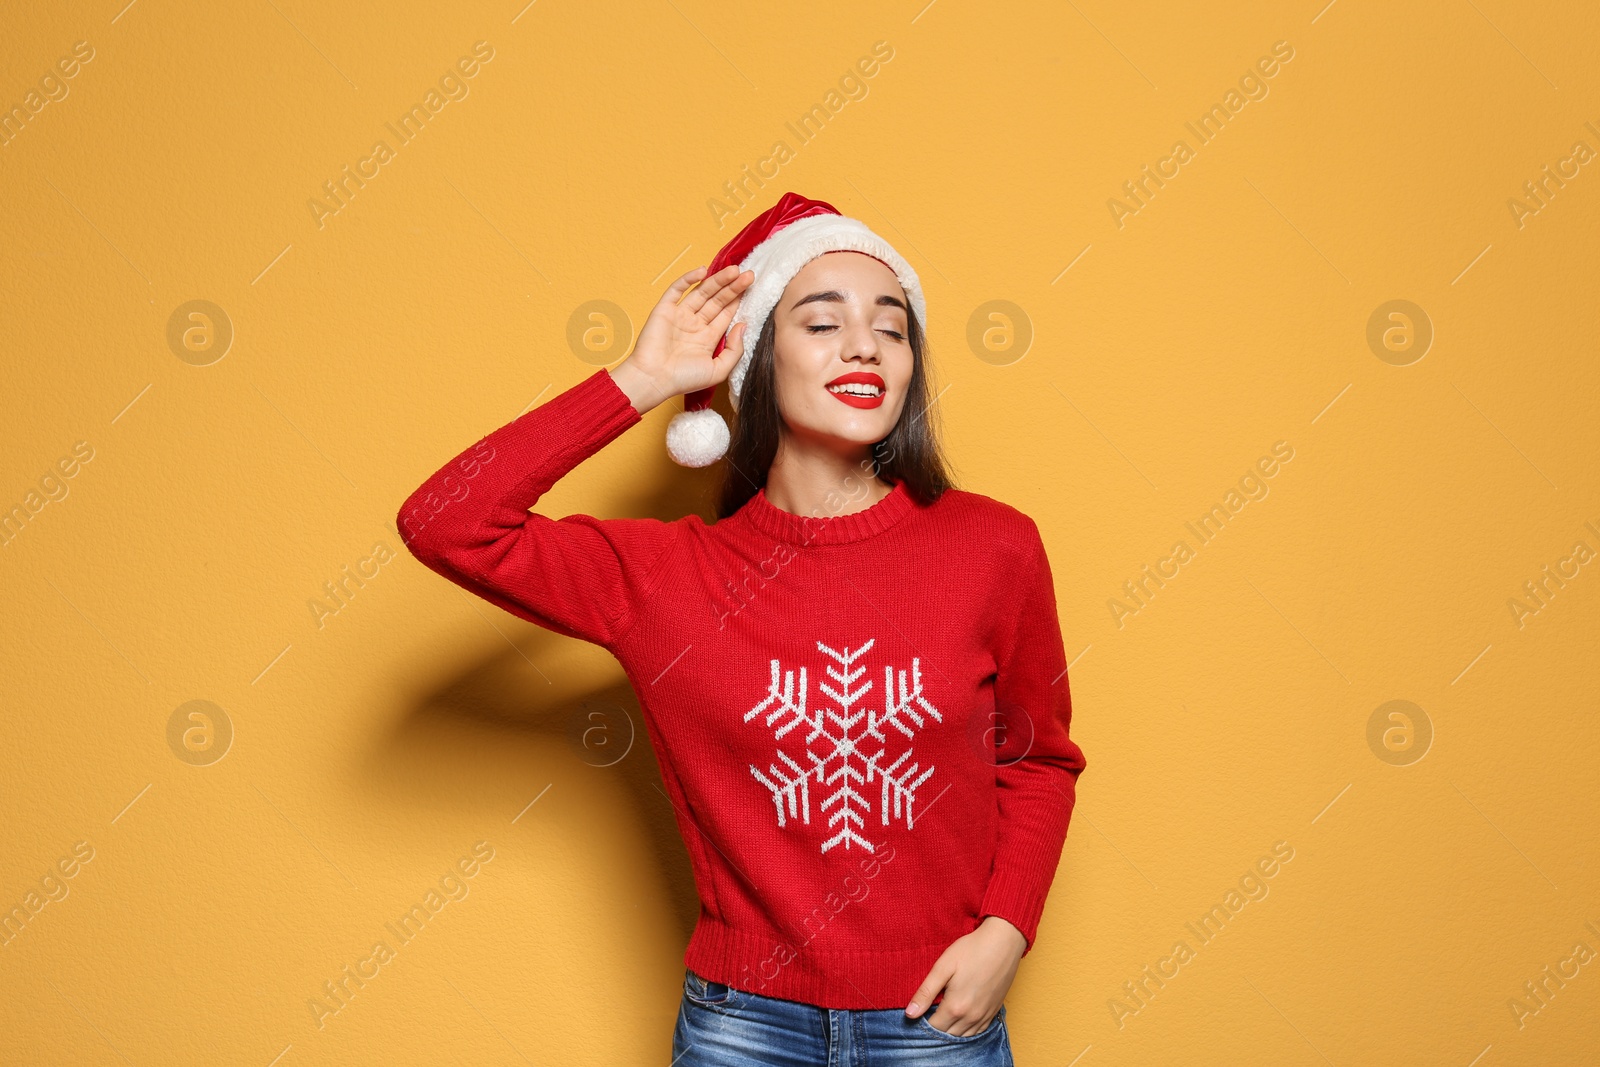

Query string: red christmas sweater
396 367 1086 1009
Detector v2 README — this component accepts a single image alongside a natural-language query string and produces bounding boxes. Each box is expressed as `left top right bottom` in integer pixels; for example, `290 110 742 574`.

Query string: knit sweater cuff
567 366 643 443
979 855 1058 956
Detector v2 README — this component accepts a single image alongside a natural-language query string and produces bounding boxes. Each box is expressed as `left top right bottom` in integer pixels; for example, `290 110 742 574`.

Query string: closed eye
807 324 906 341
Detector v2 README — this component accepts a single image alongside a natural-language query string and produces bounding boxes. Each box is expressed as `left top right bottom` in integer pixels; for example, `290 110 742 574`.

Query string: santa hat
664 192 928 467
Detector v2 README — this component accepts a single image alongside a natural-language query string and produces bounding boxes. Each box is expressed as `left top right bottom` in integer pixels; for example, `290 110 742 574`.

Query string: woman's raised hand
609 264 755 416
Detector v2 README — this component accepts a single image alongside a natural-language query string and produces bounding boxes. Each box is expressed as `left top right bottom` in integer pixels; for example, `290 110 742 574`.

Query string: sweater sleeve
395 368 679 650
978 520 1087 956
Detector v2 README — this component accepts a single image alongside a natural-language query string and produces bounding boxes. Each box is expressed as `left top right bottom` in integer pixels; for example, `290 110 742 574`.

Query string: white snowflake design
744 638 942 854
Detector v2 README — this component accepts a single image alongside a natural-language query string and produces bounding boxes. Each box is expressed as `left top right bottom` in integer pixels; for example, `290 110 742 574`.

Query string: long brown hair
715 299 956 519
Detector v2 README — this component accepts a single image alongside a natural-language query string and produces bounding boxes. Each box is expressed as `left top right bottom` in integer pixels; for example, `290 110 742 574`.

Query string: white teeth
828 383 883 397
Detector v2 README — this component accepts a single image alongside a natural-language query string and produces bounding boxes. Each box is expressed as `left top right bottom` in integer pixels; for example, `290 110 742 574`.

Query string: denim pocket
683 968 738 1009
916 1003 1006 1041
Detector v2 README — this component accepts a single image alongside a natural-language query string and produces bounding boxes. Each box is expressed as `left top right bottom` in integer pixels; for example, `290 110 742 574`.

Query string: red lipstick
824 371 886 409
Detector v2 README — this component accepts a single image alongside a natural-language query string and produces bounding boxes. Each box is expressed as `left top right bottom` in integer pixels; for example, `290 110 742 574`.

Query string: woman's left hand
904 916 1028 1036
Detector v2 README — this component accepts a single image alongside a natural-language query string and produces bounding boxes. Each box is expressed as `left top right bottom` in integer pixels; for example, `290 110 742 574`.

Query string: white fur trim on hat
724 214 927 410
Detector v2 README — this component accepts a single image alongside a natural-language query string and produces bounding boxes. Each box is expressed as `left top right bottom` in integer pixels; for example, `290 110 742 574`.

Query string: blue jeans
672 968 1014 1065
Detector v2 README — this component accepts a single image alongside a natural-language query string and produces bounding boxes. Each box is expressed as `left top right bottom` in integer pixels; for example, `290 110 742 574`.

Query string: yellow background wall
3 1 1597 1063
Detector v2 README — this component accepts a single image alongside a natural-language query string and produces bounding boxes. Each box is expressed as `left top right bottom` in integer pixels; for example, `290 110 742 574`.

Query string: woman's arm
396 264 754 649
904 520 1087 1034
396 368 674 649
978 520 1088 950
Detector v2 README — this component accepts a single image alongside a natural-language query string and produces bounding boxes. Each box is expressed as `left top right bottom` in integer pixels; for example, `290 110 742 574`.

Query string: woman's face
768 251 913 456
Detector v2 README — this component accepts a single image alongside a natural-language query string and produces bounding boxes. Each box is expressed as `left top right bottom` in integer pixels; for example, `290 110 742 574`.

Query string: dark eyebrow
791 290 908 313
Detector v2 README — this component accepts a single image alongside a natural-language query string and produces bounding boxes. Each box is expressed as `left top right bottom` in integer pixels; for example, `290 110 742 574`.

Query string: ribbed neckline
740 477 916 546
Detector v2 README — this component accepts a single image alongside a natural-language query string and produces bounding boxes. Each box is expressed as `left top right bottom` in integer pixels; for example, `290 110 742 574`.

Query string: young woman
398 193 1086 1066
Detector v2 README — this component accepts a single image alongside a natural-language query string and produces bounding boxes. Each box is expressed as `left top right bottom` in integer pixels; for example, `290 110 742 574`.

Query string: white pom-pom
666 408 730 468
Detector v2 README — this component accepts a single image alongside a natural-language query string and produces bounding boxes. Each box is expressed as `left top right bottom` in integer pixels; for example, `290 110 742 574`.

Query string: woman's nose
841 321 880 361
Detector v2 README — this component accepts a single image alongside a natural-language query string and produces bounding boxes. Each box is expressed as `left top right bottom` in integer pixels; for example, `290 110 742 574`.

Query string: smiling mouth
825 372 887 408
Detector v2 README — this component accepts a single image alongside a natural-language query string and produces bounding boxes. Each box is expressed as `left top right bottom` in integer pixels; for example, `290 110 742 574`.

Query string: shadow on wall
361 462 732 948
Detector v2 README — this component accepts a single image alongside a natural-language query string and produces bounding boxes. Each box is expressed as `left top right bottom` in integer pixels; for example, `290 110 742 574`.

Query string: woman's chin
818 426 893 453
818 411 900 444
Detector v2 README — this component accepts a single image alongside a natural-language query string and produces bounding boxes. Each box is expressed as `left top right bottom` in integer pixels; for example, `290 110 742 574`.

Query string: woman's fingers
707 291 743 336
681 264 748 316
709 321 747 381
698 269 753 322
662 266 708 306
677 264 728 314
